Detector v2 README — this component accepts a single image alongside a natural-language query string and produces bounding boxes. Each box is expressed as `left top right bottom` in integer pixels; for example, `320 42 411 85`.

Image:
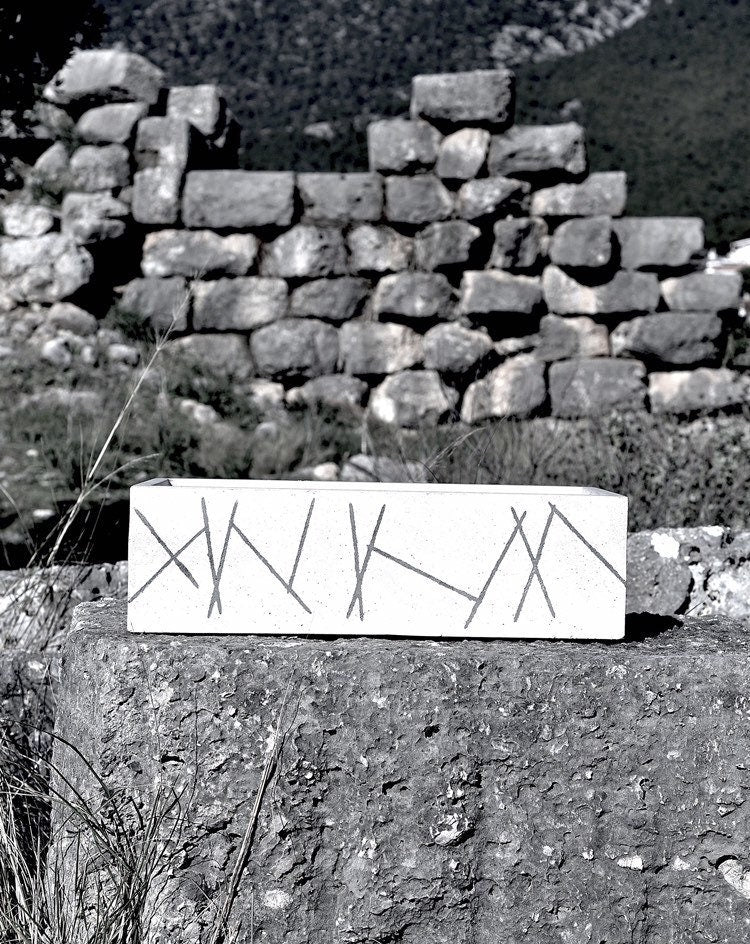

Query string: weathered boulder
31 142 70 195
461 354 546 422
649 368 750 414
166 84 226 138
261 225 347 278
142 229 258 278
626 531 695 616
287 375 368 411
47 302 98 336
455 176 530 221
340 453 428 482
43 50 164 106
372 273 452 321
347 225 413 273
76 102 146 145
298 173 383 223
531 172 627 217
192 278 287 331
536 313 610 361
489 218 547 270
543 266 659 315
340 321 423 375
549 358 647 416
410 69 515 127
0 234 93 304
165 333 253 381
131 167 182 225
251 319 339 380
611 312 724 366
182 171 295 228
60 192 129 244
424 323 494 374
290 277 368 323
68 144 130 192
488 123 586 178
134 116 194 171
367 118 441 173
613 218 705 270
369 370 459 427
549 216 613 268
661 271 742 312
384 176 453 225
414 220 481 270
458 270 543 318
119 277 188 332
436 128 490 180
0 204 54 238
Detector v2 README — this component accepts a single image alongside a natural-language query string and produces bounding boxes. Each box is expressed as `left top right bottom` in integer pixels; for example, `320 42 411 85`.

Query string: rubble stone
489 218 547 270
550 358 647 416
31 142 69 195
535 314 609 361
613 218 705 270
290 278 368 323
531 172 627 217
423 323 494 373
549 216 612 268
661 271 742 312
61 193 129 244
456 176 530 221
192 277 287 331
369 370 459 427
436 129 490 180
414 221 481 270
75 103 147 145
543 266 659 315
47 302 98 336
298 173 383 223
384 176 453 225
340 321 423 375
340 454 428 483
461 355 546 422
167 85 225 138
347 225 412 273
287 375 369 411
626 531 694 616
611 312 724 366
649 368 750 414
261 225 347 278
488 123 586 178
367 118 441 173
410 70 515 127
68 144 130 192
142 230 258 278
166 333 252 380
131 167 182 225
134 116 193 171
0 234 93 304
0 204 54 238
182 171 295 229
372 273 452 321
43 50 164 106
250 319 339 380
119 277 188 332
458 271 543 318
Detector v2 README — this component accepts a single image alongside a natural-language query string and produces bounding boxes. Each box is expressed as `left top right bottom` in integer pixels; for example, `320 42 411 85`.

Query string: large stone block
369 369 459 427
119 277 189 332
340 321 423 375
182 171 295 229
536 313 610 361
192 277 287 331
410 69 515 127
347 225 413 273
142 229 258 278
549 216 613 268
489 218 548 271
461 354 546 422
131 167 182 225
488 123 586 178
611 312 724 366
414 220 481 271
613 218 705 270
543 266 659 315
134 116 194 171
298 172 383 223
290 277 368 322
367 118 441 173
436 128 490 180
550 358 647 416
649 368 750 414
0 204 54 238
424 323 494 374
661 271 742 312
286 375 369 411
250 319 339 380
458 271 543 318
531 172 627 217
261 224 347 278
61 192 129 244
75 102 147 144
384 176 453 225
68 144 130 192
0 234 93 304
43 50 164 106
165 333 253 381
456 176 530 221
372 272 452 321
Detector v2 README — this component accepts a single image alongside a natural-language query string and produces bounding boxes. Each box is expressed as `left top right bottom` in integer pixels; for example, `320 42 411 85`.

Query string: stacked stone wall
2 48 748 425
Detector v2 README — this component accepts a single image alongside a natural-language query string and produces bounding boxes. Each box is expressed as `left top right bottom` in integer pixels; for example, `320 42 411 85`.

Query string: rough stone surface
60 193 129 244
414 221 481 271
0 234 93 304
461 354 546 422
261 224 347 278
456 176 530 221
661 271 742 312
372 273 452 321
536 313 610 361
612 218 704 270
31 142 69 195
134 116 193 171
550 357 647 416
289 278 368 323
340 454 428 483
410 69 515 127
436 128 490 180
347 225 412 273
43 50 164 106
340 321 423 375
0 204 55 238
384 176 453 225
626 531 695 616
182 171 295 229
543 266 660 315
549 216 613 268
119 277 188 332
531 171 628 217
649 368 750 414
192 278 287 331
459 271 543 318
424 323 494 374
131 166 182 225
489 218 547 271
68 144 130 192
369 369 459 427
488 123 586 178
298 173 383 223
76 103 147 145
286 375 368 411
167 84 225 138
367 118 441 173
251 319 339 380
47 302 98 336
611 312 724 366
165 333 252 381
141 229 258 278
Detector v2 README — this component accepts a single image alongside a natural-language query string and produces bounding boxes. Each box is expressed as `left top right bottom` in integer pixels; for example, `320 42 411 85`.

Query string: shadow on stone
623 612 683 641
